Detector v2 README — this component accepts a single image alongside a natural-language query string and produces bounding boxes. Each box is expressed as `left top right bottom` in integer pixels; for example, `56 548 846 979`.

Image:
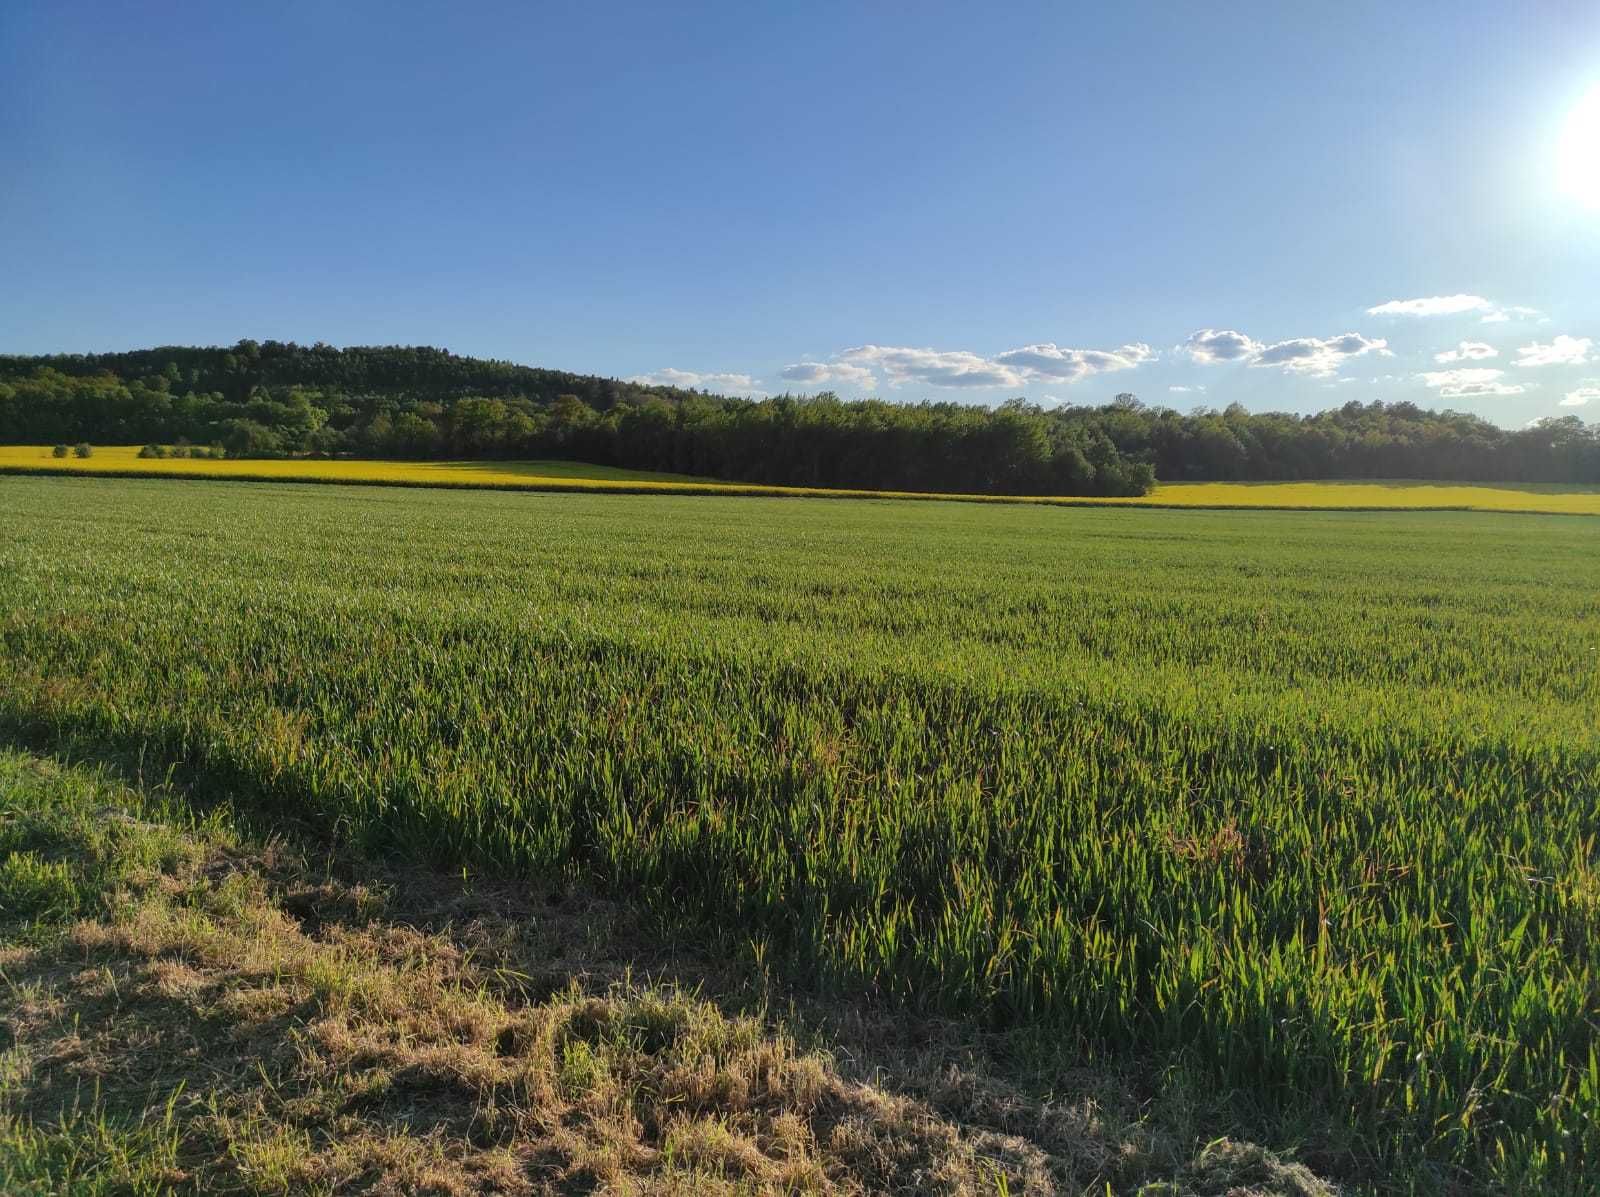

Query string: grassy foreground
3 475 1599 1191
4 445 1599 512
0 747 1332 1195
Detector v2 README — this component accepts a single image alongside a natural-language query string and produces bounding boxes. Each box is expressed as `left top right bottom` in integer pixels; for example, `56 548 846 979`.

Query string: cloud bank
833 345 1024 389
992 341 1154 383
784 341 1156 391
1183 328 1389 377
1252 333 1390 377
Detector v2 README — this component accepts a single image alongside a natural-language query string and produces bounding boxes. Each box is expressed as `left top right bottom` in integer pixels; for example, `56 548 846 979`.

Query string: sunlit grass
3 476 1598 1190
4 444 1598 512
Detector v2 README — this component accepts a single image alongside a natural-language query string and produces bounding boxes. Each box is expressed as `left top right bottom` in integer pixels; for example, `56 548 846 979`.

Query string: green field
3 475 1598 1192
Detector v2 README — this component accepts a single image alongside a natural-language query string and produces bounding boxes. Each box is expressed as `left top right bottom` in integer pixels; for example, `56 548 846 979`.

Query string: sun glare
1558 85 1600 208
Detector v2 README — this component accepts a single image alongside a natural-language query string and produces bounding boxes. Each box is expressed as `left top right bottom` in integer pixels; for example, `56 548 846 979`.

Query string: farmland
5 445 1600 513
3 474 1599 1192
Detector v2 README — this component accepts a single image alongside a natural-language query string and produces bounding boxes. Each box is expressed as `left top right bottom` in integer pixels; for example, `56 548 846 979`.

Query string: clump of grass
0 1100 184 1197
0 853 78 924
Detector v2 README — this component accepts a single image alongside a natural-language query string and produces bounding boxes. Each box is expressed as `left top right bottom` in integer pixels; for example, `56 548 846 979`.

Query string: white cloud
830 340 1154 390
835 345 1025 389
1366 294 1493 317
1182 328 1387 377
1561 386 1600 407
1181 328 1262 363
1250 332 1391 377
1416 367 1527 398
1513 335 1591 368
1366 295 1544 324
779 360 877 390
1168 384 1206 393
1481 305 1542 324
1433 341 1497 364
992 341 1154 382
628 368 767 397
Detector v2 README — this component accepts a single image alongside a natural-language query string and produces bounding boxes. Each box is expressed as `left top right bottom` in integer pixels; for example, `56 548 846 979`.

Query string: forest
2 340 1597 495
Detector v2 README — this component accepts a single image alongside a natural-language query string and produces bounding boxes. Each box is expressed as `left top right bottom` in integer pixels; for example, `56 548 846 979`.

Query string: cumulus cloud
992 341 1154 382
1433 341 1497 364
628 368 766 397
1181 328 1262 363
1366 294 1494 317
826 340 1154 390
1250 332 1391 377
779 360 878 389
835 345 1024 389
1513 335 1591 368
1416 367 1527 398
1181 328 1387 377
1561 386 1600 407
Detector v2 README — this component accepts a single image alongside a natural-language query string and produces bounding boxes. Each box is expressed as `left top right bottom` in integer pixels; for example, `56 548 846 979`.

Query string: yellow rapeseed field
3 444 1598 513
1127 478 1600 513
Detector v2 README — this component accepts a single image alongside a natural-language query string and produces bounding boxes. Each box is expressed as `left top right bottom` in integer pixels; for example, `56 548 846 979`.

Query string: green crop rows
3 476 1597 1190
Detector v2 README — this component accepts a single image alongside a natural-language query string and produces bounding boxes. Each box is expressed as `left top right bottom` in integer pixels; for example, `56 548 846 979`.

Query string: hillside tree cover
2 340 1597 493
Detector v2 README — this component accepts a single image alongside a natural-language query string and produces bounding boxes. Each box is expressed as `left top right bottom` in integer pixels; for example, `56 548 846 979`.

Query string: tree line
2 340 1596 494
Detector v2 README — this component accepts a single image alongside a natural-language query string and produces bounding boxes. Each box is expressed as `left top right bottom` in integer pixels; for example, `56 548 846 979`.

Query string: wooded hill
3 340 1596 495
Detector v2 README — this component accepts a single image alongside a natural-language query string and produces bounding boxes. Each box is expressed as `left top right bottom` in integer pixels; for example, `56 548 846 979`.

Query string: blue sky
4 1 1600 424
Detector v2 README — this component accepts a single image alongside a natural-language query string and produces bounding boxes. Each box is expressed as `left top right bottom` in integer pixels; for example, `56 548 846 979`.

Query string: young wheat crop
2 475 1596 1191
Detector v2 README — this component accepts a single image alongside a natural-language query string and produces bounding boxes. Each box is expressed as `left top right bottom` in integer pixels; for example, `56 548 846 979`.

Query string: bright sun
1558 86 1600 208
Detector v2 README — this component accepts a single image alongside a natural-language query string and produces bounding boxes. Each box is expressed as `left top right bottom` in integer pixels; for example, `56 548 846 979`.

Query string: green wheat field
3 474 1598 1192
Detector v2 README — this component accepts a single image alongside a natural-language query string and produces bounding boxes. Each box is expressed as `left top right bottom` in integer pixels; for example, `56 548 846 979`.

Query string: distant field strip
4 444 1599 512
3 475 1599 1190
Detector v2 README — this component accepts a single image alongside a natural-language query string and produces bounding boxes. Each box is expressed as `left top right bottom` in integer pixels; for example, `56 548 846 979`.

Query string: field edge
6 458 1600 516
